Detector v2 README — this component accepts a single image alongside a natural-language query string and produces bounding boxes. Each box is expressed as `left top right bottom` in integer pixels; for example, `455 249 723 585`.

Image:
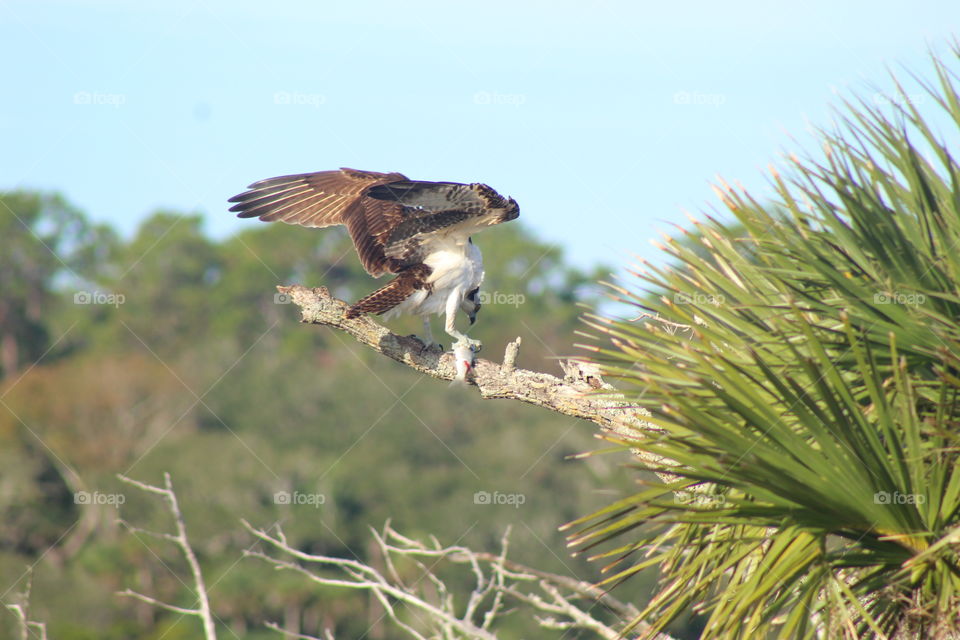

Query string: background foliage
0 200 651 639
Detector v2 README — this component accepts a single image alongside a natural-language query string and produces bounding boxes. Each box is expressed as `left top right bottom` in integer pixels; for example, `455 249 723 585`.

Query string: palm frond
572 47 960 639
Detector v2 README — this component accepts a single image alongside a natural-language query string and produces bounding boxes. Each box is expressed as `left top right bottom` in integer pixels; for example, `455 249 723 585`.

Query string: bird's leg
420 317 434 347
409 316 440 351
445 289 481 351
421 316 441 350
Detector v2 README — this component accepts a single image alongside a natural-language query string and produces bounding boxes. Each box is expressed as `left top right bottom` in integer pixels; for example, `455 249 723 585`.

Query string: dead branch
264 621 335 640
279 285 671 473
117 472 217 640
4 569 47 640
243 520 676 640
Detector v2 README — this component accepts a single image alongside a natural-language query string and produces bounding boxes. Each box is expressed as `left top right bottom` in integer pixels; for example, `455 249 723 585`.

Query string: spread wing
228 167 406 228
229 168 408 276
229 169 519 277
365 181 520 265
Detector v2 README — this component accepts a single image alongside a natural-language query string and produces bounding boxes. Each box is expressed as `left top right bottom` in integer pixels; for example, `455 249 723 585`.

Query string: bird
228 168 519 351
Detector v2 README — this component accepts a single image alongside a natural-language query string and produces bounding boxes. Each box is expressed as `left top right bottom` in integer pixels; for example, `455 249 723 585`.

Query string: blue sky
2 0 958 271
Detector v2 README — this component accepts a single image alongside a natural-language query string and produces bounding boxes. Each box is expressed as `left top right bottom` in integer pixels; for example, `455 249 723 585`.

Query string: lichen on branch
279 285 668 472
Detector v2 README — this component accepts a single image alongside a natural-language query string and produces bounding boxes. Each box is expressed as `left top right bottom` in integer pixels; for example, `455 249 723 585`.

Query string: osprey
228 168 519 350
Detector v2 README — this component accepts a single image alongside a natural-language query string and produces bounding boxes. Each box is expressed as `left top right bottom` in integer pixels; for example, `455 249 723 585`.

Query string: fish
450 341 476 386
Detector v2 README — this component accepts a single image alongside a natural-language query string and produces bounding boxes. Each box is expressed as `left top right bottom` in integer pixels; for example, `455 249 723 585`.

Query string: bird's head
501 197 520 222
478 183 520 223
461 287 482 325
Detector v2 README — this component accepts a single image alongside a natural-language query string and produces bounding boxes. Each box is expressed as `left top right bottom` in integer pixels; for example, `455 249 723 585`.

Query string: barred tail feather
346 265 431 318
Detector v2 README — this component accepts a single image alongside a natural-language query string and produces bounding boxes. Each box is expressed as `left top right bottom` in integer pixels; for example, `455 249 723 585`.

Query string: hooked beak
462 287 481 325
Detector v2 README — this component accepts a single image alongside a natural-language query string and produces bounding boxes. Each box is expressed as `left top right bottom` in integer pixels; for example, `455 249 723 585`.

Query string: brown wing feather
345 264 433 318
228 168 406 229
230 168 519 282
336 198 406 277
229 167 408 276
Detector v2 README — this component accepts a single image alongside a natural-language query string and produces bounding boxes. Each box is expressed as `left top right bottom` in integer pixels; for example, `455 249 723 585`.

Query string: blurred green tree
0 190 115 378
1 197 641 639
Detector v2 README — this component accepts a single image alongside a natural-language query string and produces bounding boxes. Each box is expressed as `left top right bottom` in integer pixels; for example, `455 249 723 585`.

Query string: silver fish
450 342 476 386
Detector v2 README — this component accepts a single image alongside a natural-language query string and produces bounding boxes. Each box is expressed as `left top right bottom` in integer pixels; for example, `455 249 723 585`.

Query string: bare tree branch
243 519 676 640
265 620 335 640
243 520 496 640
278 285 671 474
115 588 198 616
117 472 218 640
6 605 47 640
4 569 47 640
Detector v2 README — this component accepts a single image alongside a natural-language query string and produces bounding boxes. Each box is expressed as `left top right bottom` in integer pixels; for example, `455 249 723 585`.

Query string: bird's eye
467 288 479 302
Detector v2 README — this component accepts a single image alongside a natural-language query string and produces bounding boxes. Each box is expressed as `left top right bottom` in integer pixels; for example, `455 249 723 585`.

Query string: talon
409 333 440 351
454 337 482 352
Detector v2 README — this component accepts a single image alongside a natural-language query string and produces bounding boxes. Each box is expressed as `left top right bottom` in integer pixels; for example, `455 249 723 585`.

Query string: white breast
384 238 483 319
425 239 482 290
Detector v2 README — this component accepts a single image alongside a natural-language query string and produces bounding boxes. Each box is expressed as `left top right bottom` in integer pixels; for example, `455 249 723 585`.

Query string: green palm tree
568 49 960 639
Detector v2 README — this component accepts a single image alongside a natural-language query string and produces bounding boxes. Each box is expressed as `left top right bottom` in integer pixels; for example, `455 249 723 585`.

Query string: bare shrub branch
4 569 48 640
243 520 676 640
117 472 218 640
